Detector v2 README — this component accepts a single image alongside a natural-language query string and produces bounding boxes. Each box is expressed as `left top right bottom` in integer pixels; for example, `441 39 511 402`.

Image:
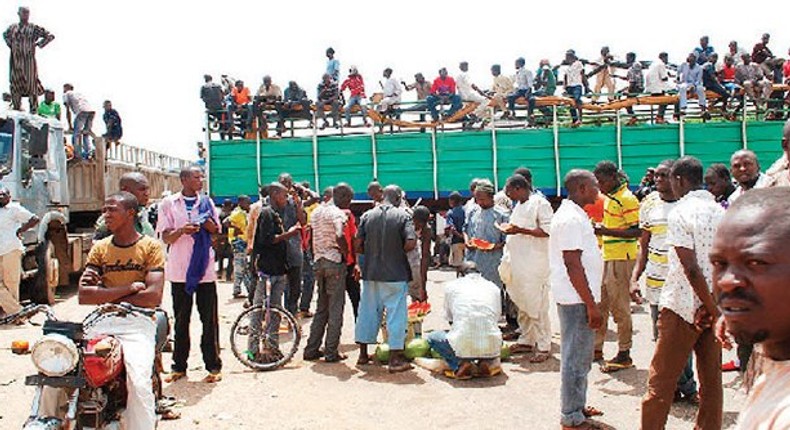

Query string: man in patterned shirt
340 66 369 127
630 160 699 404
3 7 54 112
641 156 724 430
316 73 340 129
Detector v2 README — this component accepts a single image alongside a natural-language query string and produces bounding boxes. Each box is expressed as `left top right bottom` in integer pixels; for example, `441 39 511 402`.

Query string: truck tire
32 240 59 305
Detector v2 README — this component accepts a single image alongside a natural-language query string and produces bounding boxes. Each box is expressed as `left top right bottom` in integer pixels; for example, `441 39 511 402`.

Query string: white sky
1 0 787 160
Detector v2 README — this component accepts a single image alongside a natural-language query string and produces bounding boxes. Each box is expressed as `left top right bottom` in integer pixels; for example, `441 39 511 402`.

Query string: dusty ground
0 269 746 429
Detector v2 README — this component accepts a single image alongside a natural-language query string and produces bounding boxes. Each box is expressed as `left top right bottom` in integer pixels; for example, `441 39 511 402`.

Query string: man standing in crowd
355 185 416 373
630 160 699 403
728 149 768 204
550 170 603 430
593 161 641 372
276 173 307 315
157 166 223 383
0 186 39 315
3 7 54 112
226 195 251 299
502 175 553 362
463 179 508 289
94 172 154 241
102 100 123 147
641 156 724 430
446 191 466 267
63 83 96 160
712 188 790 429
427 262 503 380
303 184 353 363
704 163 737 208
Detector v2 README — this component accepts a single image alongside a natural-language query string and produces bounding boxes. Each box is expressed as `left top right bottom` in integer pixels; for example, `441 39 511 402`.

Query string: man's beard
733 329 769 346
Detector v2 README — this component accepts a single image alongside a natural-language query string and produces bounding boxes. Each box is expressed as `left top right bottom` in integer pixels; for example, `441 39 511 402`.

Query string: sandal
388 362 414 373
508 343 534 355
599 361 634 373
529 351 551 363
159 408 181 420
164 371 186 383
583 406 604 417
202 372 222 383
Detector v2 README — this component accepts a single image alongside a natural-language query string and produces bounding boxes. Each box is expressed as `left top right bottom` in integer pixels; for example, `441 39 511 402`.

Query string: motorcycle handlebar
0 304 56 325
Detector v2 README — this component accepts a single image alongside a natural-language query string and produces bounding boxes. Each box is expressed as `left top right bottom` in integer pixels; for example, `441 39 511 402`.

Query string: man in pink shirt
156 165 223 383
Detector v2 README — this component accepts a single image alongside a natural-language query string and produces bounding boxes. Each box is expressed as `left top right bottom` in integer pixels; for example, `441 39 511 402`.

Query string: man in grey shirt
275 173 307 315
354 185 417 372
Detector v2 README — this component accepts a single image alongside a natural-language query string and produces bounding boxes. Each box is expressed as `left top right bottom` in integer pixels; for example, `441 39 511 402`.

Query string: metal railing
106 143 191 173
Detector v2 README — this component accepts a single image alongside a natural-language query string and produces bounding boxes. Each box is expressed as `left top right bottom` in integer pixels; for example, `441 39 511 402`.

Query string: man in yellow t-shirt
225 195 251 298
593 161 642 372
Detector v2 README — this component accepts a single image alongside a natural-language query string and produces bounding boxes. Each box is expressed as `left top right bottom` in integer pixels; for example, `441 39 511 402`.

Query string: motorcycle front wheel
230 304 301 371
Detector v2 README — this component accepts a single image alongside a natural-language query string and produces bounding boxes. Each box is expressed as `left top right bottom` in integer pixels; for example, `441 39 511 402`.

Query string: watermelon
374 343 390 363
469 237 495 250
404 338 431 360
501 344 511 360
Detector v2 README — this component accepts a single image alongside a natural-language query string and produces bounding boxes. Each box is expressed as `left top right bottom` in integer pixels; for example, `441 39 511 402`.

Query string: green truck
207 119 785 201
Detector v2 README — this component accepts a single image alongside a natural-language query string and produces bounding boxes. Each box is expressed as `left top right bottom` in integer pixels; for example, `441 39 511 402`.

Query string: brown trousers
595 259 635 352
641 309 722 430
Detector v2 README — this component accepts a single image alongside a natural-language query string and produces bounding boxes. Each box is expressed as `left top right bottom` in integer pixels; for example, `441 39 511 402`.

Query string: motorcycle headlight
31 334 79 377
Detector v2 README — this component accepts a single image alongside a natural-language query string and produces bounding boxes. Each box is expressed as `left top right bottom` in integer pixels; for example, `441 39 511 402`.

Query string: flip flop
508 343 534 355
529 351 551 363
443 369 473 380
583 406 604 417
164 371 186 383
599 361 634 373
388 362 414 373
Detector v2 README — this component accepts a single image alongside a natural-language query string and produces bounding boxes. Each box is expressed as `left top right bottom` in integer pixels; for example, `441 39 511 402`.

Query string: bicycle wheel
230 304 301 371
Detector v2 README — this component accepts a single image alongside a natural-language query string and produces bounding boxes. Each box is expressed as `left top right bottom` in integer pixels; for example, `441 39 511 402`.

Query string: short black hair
179 165 203 180
107 191 138 212
593 160 619 178
505 175 529 190
449 191 463 204
705 163 731 181
513 167 533 182
671 156 704 185
412 205 430 223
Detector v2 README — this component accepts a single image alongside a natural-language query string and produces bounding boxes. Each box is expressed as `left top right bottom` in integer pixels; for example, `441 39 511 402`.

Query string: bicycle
229 272 301 371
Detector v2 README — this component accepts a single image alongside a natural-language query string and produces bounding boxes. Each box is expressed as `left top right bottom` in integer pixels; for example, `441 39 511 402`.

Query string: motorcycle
1 302 169 430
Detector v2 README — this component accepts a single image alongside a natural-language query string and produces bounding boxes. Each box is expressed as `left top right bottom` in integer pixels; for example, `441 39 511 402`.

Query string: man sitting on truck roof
94 172 154 242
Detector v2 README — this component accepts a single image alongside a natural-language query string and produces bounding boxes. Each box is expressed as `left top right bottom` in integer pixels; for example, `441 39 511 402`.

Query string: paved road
0 269 745 429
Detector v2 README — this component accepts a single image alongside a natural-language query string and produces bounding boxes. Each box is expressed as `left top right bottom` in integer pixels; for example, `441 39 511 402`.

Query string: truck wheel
33 240 59 305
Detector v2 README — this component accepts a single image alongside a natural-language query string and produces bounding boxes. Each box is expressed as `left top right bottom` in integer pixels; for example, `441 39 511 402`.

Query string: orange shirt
232 87 251 104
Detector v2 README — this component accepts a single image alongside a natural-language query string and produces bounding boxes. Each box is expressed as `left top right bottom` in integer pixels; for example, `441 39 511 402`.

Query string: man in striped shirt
593 161 641 372
3 7 54 112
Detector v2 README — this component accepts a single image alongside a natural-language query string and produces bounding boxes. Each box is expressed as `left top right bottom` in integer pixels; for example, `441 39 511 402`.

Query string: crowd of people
4 7 123 160
203 34 790 137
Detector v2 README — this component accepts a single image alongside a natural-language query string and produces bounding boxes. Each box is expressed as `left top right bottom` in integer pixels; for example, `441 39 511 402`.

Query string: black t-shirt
253 206 288 276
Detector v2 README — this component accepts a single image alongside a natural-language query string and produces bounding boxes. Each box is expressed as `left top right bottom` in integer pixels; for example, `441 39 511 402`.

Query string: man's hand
715 315 733 350
130 282 147 294
629 278 644 304
181 224 200 235
587 303 603 329
353 265 361 282
79 269 101 288
694 306 715 332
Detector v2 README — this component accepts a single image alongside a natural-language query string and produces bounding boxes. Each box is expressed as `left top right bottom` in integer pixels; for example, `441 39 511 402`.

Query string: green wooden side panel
209 121 786 199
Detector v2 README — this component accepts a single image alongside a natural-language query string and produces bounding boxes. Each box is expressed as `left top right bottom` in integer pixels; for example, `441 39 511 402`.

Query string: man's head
222 199 233 212
322 186 333 203
103 100 113 112
18 7 29 24
456 261 480 277
0 186 11 207
44 89 54 103
564 170 599 206
742 53 752 65
593 160 621 194
473 179 495 209
332 183 354 209
669 156 703 198
278 172 294 190
565 49 577 63
686 52 697 65
326 47 335 59
383 68 392 78
119 172 150 206
505 174 531 202
349 66 359 76
288 81 298 90
761 33 770 45
321 73 332 84
704 163 733 199
626 52 636 64
63 83 74 92
459 62 469 72
724 55 734 66
729 40 738 52
237 195 251 211
268 182 289 208
515 57 525 69
412 205 430 230
102 192 139 234
263 75 272 86
415 73 425 83
601 46 610 56
204 74 213 83
382 185 402 207
491 64 501 76
711 188 790 357
179 165 205 194
700 36 709 48
730 149 760 187
235 80 244 90
448 191 462 208
469 178 480 194
367 181 383 202
708 52 719 64
644 167 656 183
512 167 533 183
659 52 669 64
654 159 675 195
439 68 448 78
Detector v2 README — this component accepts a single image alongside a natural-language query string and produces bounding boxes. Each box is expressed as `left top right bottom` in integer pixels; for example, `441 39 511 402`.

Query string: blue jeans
426 330 460 371
231 239 251 296
72 111 95 159
507 88 532 113
426 94 462 121
566 85 583 122
300 249 315 312
558 303 595 427
345 95 368 123
355 280 408 349
248 273 288 353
